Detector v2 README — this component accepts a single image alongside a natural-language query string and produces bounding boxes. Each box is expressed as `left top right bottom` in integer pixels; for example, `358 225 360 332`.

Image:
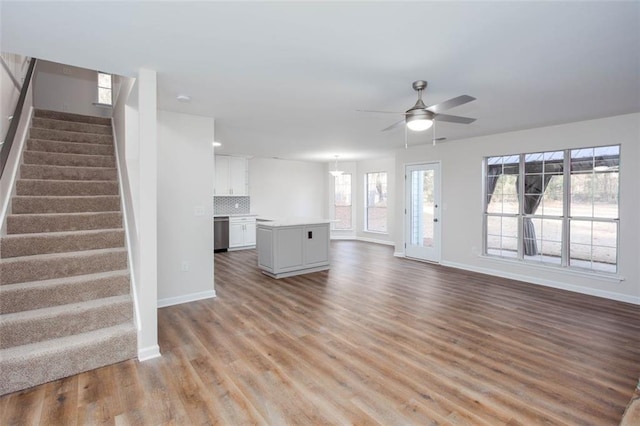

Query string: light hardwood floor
1 241 639 425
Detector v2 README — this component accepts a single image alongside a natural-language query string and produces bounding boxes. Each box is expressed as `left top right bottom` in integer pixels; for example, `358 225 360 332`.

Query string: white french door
405 163 441 262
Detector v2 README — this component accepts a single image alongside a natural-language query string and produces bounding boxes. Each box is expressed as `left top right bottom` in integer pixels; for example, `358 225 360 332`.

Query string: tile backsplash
214 196 250 215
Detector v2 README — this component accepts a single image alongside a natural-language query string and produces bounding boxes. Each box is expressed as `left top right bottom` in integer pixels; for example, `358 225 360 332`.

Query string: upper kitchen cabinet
215 155 248 195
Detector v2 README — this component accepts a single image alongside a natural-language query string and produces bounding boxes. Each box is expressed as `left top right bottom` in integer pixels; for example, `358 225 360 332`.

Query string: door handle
433 218 438 222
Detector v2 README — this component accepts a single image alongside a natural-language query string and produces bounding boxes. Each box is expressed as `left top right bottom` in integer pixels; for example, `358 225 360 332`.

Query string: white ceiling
2 1 639 162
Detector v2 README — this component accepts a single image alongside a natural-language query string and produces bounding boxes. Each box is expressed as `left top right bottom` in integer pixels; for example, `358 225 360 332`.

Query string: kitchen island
256 218 330 278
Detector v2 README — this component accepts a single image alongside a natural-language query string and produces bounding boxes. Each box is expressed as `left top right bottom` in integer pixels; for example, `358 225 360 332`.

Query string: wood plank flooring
1 240 639 425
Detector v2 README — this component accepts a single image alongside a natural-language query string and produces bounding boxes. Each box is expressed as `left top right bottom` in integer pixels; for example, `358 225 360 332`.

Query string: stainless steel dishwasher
214 216 229 252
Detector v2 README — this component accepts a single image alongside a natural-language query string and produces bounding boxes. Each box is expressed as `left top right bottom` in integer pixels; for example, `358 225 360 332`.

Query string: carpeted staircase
0 109 137 395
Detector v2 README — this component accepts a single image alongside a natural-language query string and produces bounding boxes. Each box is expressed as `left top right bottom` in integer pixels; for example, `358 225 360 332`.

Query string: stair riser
27 139 114 156
34 109 111 126
20 164 117 181
0 230 125 258
0 250 127 285
0 299 133 349
24 151 115 168
16 180 119 197
0 273 130 314
12 196 120 214
32 117 112 135
0 326 136 396
30 128 113 145
6 213 123 234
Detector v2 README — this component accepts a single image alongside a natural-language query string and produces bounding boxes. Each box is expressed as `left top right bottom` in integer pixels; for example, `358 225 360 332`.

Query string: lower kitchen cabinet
229 217 256 250
256 220 330 278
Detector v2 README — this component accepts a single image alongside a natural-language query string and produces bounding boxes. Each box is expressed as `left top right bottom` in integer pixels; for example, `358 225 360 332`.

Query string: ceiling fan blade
427 95 476 113
433 114 476 124
357 109 404 114
381 119 405 132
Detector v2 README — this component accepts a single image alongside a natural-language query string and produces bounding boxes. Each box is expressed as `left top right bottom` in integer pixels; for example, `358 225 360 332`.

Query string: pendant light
329 155 343 177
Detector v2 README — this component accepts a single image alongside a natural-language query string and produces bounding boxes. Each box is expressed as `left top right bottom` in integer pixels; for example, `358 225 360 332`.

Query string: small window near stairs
97 72 112 106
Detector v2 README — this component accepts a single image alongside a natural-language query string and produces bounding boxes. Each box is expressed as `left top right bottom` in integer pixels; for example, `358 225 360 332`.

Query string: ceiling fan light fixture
406 108 434 132
407 118 433 131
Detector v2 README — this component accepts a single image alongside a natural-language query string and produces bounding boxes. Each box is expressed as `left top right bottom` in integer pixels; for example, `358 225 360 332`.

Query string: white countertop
256 217 331 227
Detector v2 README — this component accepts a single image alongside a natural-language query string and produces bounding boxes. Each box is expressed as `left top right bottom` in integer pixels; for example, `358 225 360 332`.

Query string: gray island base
256 218 330 279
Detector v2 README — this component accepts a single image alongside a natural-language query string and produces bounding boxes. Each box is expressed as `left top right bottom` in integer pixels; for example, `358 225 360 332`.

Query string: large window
97 72 112 106
365 172 387 233
333 174 352 230
484 145 620 273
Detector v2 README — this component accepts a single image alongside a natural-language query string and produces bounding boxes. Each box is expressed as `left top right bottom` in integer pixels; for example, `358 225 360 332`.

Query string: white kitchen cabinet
215 155 248 195
257 219 330 278
229 216 256 250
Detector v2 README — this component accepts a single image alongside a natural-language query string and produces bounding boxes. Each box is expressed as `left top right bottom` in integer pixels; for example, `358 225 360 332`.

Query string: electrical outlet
181 261 189 272
194 206 205 216
62 103 70 112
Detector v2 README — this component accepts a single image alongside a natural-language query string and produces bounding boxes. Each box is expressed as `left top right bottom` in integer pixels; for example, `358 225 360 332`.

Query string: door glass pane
410 169 434 247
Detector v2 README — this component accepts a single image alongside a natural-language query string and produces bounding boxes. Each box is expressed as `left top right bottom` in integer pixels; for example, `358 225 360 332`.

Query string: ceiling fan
359 80 477 132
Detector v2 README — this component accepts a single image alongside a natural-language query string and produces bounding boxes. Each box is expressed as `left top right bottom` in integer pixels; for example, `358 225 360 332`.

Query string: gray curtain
485 165 504 204
517 174 553 256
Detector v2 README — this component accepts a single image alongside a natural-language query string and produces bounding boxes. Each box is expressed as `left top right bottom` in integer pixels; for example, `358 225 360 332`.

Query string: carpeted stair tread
0 323 136 395
27 138 114 156
23 150 115 168
0 247 127 285
30 127 113 145
0 228 125 258
12 195 120 214
31 117 112 135
20 164 117 181
0 294 133 349
6 212 123 234
34 109 111 126
0 270 129 314
16 179 119 196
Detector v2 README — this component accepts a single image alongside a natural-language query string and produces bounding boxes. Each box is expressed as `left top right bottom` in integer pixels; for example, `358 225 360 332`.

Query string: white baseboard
157 290 217 308
393 251 405 257
330 235 357 240
138 344 161 361
355 236 395 246
330 235 395 247
441 260 640 305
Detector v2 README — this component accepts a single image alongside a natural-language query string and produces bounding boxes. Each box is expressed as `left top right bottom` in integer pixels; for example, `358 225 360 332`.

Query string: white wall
394 113 640 304
356 157 396 245
111 75 142 341
33 60 118 118
135 68 160 360
248 157 327 219
157 110 215 307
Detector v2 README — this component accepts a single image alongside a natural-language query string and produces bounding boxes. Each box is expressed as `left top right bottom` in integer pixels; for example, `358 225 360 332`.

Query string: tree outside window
334 174 352 230
366 172 387 233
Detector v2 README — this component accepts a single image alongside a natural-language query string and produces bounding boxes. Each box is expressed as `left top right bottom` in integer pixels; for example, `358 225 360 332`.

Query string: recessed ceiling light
176 94 191 102
212 141 222 147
